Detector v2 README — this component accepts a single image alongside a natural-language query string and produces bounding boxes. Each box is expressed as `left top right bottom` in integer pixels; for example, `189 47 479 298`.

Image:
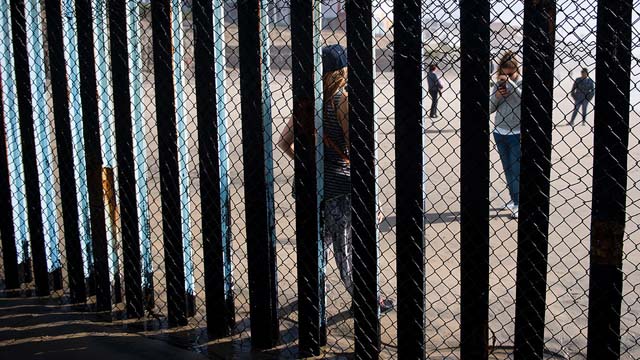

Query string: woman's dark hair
581 67 589 75
429 64 437 71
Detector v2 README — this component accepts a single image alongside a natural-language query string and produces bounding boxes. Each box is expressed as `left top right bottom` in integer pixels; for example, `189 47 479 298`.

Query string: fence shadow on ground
379 212 460 233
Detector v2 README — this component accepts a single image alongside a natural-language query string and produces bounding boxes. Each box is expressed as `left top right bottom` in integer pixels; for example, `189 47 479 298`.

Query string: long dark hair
323 67 347 110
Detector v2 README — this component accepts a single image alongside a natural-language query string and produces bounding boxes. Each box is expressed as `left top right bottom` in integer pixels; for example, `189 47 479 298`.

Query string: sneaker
503 201 516 211
511 206 519 219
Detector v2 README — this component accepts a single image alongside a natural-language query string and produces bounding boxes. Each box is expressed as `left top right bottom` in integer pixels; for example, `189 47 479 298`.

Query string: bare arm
277 116 295 159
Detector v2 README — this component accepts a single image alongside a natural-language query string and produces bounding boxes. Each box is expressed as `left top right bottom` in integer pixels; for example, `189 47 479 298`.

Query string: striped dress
323 88 350 200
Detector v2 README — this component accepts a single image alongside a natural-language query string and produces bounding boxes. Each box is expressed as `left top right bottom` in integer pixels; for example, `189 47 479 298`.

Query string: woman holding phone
490 51 522 219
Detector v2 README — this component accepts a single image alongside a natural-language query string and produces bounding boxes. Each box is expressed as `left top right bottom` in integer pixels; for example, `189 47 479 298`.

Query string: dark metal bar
459 0 491 358
74 0 111 311
9 0 49 297
394 0 427 358
514 0 556 358
291 0 325 356
0 68 20 293
237 0 279 350
107 0 143 318
151 0 187 327
44 0 86 303
193 0 234 338
346 0 380 357
587 0 633 358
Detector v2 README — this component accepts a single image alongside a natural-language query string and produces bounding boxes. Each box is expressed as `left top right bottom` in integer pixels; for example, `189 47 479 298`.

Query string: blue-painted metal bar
127 0 154 312
192 0 235 337
62 0 94 291
346 0 381 357
10 0 49 296
587 0 633 358
44 0 87 302
95 0 116 169
0 1 29 281
25 0 63 290
0 66 20 293
459 0 491 358
93 0 121 303
108 0 144 318
237 0 279 349
395 0 428 357
171 0 195 315
513 0 557 357
151 0 187 327
74 0 112 311
291 0 325 355
213 0 233 325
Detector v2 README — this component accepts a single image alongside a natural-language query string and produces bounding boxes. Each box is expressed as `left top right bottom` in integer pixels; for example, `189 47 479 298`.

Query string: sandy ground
0 296 208 360
75 66 638 359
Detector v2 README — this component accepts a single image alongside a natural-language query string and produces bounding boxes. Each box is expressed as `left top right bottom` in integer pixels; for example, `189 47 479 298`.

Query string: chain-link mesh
0 0 639 358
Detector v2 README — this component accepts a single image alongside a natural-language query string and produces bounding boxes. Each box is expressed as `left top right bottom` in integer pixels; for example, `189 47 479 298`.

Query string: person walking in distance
427 63 444 119
570 68 595 126
278 44 395 314
490 51 522 219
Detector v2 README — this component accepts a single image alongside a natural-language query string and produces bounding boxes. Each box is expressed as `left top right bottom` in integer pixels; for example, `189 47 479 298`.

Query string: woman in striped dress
279 44 394 314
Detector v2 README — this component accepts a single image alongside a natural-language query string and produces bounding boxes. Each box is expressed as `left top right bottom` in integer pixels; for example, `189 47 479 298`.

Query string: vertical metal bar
44 0 87 303
394 0 427 357
586 0 633 358
0 3 29 281
151 0 187 327
108 0 144 318
74 0 111 312
192 0 235 338
237 0 279 349
291 0 324 356
170 0 195 315
93 0 121 303
0 68 20 292
95 5 118 298
95 1 115 170
513 0 556 358
25 0 62 288
127 0 153 310
62 0 94 293
213 0 233 335
459 0 490 358
102 168 121 303
346 0 380 357
9 0 49 297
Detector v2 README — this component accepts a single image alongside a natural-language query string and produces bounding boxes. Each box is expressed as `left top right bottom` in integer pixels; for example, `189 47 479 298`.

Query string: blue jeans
571 99 589 124
494 132 520 206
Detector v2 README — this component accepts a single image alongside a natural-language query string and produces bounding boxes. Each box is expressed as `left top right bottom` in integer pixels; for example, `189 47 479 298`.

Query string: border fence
0 0 639 358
